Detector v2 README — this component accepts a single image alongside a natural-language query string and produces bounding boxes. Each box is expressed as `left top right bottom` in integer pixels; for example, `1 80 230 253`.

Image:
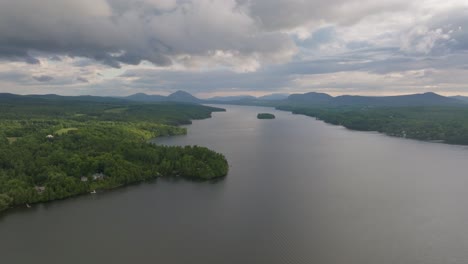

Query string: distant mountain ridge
0 93 128 103
1 91 466 107
287 92 332 104
258 93 289 101
124 90 201 103
206 93 289 101
286 92 464 106
451 95 468 103
207 95 257 102
124 91 289 103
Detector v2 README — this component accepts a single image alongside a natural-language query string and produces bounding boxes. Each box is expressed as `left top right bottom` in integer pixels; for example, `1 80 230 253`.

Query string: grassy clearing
104 107 128 114
55 128 78 135
6 137 19 144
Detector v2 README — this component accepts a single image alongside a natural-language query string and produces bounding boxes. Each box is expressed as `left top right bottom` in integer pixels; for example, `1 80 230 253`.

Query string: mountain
287 92 333 104
385 92 462 106
0 93 26 100
207 95 256 102
1 91 203 104
167 90 201 103
286 92 462 107
0 93 44 103
124 91 201 103
2 91 462 107
451 95 468 103
206 93 289 104
34 94 128 103
258 93 289 101
334 92 461 106
125 93 166 102
0 93 127 103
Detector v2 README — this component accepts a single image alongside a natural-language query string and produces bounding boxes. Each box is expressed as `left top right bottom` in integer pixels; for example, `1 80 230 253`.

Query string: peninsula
0 94 228 213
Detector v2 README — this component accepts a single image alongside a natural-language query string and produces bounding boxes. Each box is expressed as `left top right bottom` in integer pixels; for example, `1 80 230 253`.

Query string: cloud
0 71 29 83
49 55 62 62
0 0 468 96
0 0 421 69
0 0 296 69
236 0 414 43
76 77 89 83
32 75 54 82
397 7 468 55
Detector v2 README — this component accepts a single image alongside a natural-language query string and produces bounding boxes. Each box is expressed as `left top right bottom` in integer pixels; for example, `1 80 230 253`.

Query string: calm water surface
2 105 468 264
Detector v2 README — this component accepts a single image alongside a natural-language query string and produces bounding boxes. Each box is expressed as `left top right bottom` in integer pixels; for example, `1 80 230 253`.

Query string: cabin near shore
92 173 106 181
34 186 46 194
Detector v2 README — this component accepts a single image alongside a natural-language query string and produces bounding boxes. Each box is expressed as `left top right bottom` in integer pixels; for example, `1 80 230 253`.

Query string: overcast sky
0 0 467 97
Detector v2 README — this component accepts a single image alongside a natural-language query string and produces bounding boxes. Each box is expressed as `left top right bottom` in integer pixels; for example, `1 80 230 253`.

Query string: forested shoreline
277 105 468 145
0 98 228 213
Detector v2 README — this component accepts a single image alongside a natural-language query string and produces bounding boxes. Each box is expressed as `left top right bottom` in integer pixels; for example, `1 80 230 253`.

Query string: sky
0 0 468 98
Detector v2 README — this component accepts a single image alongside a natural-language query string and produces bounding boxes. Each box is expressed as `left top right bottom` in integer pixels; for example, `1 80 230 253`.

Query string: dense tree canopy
0 98 228 213
278 105 468 145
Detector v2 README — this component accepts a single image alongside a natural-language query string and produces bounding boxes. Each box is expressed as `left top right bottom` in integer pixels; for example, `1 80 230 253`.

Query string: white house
92 173 106 181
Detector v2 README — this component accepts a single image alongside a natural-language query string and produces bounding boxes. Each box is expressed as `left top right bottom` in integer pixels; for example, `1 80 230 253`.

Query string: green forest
257 113 275 119
0 97 228 213
278 105 468 145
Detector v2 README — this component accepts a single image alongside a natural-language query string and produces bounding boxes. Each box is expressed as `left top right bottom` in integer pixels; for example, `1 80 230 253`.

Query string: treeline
0 98 224 124
278 105 468 145
0 98 228 213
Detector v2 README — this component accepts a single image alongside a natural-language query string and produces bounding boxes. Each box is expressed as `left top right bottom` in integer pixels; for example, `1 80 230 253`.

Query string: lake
2 105 468 264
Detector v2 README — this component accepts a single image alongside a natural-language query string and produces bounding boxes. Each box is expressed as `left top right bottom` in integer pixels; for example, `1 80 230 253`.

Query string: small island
257 113 276 119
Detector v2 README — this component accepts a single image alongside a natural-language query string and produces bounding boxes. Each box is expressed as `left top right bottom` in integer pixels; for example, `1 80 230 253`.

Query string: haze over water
2 105 468 264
